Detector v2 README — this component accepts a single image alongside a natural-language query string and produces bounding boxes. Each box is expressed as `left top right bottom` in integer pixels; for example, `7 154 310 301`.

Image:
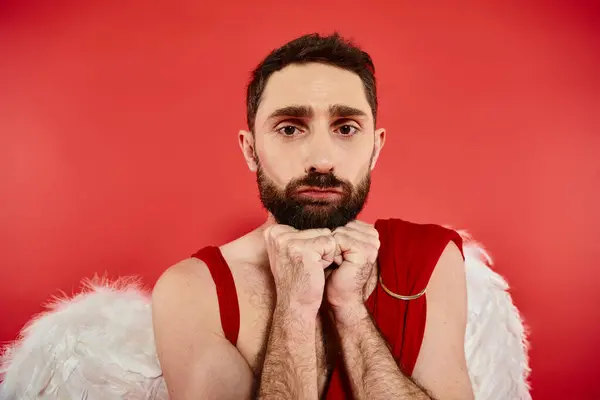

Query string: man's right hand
263 225 337 314
260 225 336 399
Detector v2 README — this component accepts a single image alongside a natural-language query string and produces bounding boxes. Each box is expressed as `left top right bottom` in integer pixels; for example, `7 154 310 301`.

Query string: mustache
287 172 350 192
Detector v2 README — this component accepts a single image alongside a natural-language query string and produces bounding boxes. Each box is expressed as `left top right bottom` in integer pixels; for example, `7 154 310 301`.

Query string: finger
333 231 379 265
332 231 360 254
333 254 344 266
344 221 379 239
333 238 344 265
266 225 332 240
270 228 331 248
347 219 373 229
290 228 332 239
334 226 371 242
276 228 331 242
333 226 380 249
264 224 295 241
308 234 337 266
349 219 371 227
285 234 334 263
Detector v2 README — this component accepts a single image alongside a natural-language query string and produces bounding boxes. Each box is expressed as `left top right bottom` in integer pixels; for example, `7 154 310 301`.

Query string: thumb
311 234 336 267
333 245 343 266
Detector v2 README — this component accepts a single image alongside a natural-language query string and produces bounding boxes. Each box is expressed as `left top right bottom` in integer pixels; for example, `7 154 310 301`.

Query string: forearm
334 305 432 400
257 304 318 400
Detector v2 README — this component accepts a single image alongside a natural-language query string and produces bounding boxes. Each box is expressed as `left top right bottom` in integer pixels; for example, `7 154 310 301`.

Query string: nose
304 129 336 174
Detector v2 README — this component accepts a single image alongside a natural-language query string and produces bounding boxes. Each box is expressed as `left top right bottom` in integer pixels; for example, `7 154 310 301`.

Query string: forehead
255 63 372 124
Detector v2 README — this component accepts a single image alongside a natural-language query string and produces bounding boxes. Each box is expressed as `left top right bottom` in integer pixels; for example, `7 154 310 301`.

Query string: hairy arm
335 307 430 399
257 304 319 399
334 242 474 400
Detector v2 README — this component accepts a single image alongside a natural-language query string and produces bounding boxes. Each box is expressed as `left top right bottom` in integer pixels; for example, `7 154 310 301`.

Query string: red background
1 1 599 398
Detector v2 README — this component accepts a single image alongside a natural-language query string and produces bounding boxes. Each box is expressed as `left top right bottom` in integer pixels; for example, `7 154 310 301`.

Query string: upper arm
152 259 254 400
412 241 475 400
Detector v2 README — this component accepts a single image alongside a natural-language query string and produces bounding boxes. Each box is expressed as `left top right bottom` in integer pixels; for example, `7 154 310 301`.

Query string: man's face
241 63 385 230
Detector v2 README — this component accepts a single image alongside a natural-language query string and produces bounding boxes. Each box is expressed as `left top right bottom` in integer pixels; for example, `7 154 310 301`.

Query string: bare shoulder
426 240 468 327
152 257 222 335
432 239 466 283
412 240 474 399
152 258 254 400
153 257 214 302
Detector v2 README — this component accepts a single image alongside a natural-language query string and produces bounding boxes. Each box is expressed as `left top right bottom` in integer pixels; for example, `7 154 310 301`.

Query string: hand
264 224 337 314
326 220 380 318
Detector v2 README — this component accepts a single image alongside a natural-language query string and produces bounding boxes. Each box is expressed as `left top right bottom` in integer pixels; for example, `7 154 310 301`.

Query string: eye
277 125 302 136
336 124 359 136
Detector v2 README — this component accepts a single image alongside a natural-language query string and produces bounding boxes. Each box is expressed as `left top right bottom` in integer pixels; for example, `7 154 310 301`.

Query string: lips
295 186 344 200
296 186 343 195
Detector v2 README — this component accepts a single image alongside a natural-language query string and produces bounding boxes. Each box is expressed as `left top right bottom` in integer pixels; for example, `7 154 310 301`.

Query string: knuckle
314 234 335 250
273 233 283 246
270 224 293 236
367 242 379 253
317 228 332 235
366 244 379 261
351 221 364 229
335 227 348 235
286 238 303 255
326 235 337 246
263 226 273 240
267 225 283 239
333 229 346 238
313 235 329 246
275 233 291 249
312 235 325 243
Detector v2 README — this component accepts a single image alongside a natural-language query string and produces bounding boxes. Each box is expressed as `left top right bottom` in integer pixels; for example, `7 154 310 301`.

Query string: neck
264 213 278 227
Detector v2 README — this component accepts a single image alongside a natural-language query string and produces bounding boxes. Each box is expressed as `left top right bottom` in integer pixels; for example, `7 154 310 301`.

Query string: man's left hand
326 220 380 323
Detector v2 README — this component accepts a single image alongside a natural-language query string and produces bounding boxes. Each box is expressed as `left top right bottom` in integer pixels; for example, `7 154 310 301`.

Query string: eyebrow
329 104 368 119
266 104 368 121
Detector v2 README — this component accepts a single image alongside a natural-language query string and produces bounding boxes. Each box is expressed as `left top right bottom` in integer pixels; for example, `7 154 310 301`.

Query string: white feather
0 276 167 400
457 230 532 400
0 234 531 399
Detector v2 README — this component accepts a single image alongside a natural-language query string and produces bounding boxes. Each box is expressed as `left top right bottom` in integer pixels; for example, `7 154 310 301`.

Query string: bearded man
152 32 474 400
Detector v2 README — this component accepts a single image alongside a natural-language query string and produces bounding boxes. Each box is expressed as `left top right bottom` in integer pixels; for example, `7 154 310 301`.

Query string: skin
245 63 382 194
152 62 474 399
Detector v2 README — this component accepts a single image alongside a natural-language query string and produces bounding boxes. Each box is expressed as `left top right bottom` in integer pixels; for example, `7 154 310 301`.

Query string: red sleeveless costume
192 218 464 399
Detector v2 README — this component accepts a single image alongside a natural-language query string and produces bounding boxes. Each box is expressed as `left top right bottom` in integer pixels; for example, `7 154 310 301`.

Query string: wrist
332 303 371 331
274 302 318 332
276 291 322 315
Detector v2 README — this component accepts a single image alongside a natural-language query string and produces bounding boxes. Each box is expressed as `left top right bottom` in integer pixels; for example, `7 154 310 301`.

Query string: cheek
340 149 374 182
343 165 370 187
257 144 299 187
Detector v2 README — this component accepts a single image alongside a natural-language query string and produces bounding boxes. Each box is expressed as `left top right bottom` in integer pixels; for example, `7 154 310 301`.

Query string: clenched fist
263 225 337 314
326 220 380 314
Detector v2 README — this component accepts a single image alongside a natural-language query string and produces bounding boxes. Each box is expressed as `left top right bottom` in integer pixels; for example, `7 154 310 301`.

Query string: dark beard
256 165 371 231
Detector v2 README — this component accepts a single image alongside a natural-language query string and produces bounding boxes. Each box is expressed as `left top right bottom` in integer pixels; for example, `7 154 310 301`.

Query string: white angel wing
458 230 532 400
0 277 167 400
0 233 531 400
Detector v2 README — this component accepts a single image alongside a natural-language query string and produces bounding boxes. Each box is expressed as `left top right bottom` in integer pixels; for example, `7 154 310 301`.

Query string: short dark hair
246 32 377 131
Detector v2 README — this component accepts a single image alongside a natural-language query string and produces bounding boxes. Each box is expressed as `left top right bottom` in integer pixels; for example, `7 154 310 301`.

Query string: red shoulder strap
191 246 240 346
368 218 463 376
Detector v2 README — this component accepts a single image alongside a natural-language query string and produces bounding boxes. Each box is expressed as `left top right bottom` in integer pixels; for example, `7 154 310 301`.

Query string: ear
238 129 258 172
370 127 386 170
